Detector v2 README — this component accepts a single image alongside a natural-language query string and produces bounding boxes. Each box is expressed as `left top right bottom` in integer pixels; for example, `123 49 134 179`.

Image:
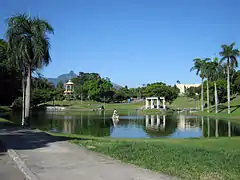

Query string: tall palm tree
206 58 220 113
6 13 54 125
190 58 209 112
219 43 240 114
204 59 213 113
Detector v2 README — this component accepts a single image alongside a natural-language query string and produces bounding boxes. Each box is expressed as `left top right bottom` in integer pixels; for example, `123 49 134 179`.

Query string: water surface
8 110 240 138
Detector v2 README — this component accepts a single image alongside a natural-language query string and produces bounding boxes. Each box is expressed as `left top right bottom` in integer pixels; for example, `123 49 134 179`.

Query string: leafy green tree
143 82 178 104
232 70 240 94
31 78 55 107
186 86 200 100
57 81 64 89
6 13 54 125
0 39 21 106
72 72 113 101
219 42 240 114
190 58 209 112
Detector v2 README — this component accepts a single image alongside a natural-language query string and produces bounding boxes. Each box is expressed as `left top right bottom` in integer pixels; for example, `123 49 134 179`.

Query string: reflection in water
208 117 210 137
145 115 166 129
228 120 231 137
7 110 240 138
215 119 219 137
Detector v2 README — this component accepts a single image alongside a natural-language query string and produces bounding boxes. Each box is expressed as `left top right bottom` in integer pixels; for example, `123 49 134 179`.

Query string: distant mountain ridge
47 71 77 86
47 71 122 90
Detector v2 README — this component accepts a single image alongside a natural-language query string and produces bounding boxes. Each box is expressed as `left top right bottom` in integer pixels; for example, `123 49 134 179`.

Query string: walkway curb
0 129 39 180
7 149 39 180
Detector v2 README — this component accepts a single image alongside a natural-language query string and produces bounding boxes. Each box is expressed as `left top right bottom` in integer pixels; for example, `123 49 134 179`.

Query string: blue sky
1 0 240 87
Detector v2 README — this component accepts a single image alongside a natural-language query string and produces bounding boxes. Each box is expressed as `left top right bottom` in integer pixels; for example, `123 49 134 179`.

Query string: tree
142 82 178 104
6 13 54 125
219 42 240 114
57 81 64 89
206 58 220 113
190 58 209 112
0 39 21 106
72 72 114 101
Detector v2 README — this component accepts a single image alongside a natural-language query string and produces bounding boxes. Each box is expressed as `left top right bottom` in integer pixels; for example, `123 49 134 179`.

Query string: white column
156 115 160 127
163 98 166 110
157 99 160 109
151 99 154 109
145 99 148 109
145 115 149 127
162 115 166 128
151 115 155 127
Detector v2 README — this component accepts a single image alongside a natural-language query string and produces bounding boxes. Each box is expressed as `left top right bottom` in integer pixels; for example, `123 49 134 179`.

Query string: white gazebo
145 97 166 110
64 80 74 95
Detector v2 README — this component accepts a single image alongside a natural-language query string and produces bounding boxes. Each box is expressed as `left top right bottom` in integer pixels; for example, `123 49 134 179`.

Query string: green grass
171 96 200 109
0 106 11 112
44 100 144 111
195 96 240 122
48 132 240 180
70 137 240 180
0 117 12 123
0 117 14 128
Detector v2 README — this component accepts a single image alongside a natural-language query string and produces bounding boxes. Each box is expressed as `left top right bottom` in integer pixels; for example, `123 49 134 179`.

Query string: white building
175 83 200 95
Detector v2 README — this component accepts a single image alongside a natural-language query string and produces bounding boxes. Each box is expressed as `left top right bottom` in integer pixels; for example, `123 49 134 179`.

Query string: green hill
171 96 200 109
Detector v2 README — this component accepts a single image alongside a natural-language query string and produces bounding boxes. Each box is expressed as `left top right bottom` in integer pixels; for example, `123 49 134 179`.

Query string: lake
7 110 240 138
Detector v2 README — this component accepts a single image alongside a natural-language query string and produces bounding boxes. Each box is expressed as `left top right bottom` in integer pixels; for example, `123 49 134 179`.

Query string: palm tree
206 58 220 113
190 58 209 112
6 13 54 125
219 43 240 114
204 59 213 113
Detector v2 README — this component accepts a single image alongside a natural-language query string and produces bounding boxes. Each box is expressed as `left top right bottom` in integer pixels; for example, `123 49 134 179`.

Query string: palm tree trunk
207 78 209 113
201 78 204 112
227 65 231 114
21 69 25 127
25 64 31 125
214 82 218 113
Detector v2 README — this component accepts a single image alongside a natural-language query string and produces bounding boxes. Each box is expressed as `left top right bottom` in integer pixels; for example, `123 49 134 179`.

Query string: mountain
112 83 122 90
48 71 78 86
47 71 122 89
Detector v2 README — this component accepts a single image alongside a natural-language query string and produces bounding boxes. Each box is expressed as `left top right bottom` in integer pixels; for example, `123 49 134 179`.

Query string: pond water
7 110 240 138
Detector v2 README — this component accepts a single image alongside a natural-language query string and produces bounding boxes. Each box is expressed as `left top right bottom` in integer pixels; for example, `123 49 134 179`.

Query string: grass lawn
194 96 240 122
171 96 200 109
0 106 11 112
0 117 12 123
44 100 144 111
0 117 14 128
48 132 240 180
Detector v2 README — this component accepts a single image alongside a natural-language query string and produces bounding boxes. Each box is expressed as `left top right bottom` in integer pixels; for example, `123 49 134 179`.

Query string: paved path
0 128 176 180
0 141 26 180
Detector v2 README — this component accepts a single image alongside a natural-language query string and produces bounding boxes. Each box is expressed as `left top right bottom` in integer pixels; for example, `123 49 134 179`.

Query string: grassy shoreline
48 132 240 180
0 116 239 180
193 111 240 123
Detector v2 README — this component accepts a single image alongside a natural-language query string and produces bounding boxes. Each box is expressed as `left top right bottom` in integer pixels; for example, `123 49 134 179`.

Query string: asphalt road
0 142 25 180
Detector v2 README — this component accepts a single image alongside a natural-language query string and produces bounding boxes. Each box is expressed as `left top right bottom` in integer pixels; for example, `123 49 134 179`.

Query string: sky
1 0 240 87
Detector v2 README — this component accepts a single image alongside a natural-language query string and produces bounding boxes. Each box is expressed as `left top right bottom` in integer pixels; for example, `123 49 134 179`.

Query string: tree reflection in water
6 110 240 138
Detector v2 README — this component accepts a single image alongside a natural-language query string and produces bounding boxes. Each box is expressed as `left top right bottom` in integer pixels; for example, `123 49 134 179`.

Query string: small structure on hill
64 80 74 95
145 97 166 110
175 83 200 95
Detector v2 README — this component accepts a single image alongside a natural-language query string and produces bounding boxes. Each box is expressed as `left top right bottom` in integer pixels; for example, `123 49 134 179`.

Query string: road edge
7 148 39 180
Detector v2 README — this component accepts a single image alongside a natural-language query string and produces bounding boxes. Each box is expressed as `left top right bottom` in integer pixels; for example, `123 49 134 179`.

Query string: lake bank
1 116 240 180
50 132 240 180
193 111 240 123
